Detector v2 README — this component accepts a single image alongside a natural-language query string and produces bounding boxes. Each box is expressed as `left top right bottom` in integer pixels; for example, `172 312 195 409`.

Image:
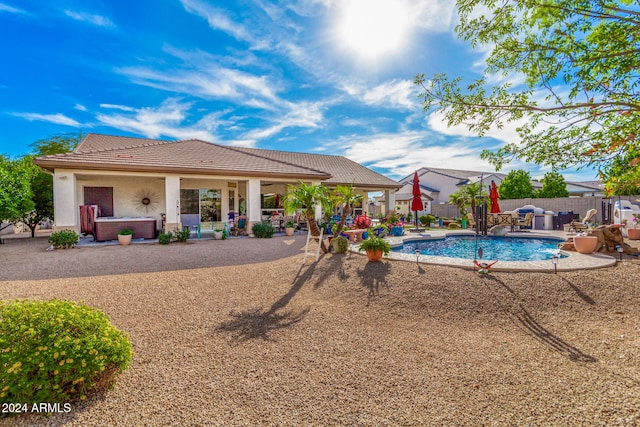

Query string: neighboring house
565 180 605 197
377 167 603 214
34 134 399 237
374 182 435 217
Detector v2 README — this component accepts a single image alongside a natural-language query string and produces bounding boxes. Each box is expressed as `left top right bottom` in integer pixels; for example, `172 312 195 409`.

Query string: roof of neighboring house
566 181 604 192
34 134 399 189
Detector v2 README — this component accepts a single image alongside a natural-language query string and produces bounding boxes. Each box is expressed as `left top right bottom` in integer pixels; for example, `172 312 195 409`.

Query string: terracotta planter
285 227 295 236
118 234 132 245
573 235 598 254
366 249 384 262
627 228 640 240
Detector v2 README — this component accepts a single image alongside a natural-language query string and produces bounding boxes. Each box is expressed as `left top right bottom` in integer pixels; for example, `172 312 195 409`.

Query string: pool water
393 236 565 262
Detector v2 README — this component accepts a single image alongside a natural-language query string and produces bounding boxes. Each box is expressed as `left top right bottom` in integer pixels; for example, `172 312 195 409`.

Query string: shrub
252 222 274 238
174 227 190 242
48 230 79 249
419 215 429 226
0 299 133 405
158 231 173 245
118 228 133 236
331 236 349 253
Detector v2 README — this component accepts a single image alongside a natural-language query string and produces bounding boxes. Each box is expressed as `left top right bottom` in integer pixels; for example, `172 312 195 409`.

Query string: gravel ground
1 236 639 426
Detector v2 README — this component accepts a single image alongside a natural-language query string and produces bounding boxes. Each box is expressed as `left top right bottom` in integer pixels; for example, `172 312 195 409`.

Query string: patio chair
568 209 597 233
466 213 476 229
231 215 248 236
514 212 534 231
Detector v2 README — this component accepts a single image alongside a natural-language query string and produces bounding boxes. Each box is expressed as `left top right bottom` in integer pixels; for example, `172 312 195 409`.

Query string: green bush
0 299 133 405
252 222 275 238
48 230 79 249
118 228 133 236
174 227 190 242
331 236 349 254
158 231 173 245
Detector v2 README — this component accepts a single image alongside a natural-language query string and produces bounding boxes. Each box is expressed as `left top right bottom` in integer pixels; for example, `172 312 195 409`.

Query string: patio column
52 170 78 232
246 178 261 234
164 175 181 231
385 189 396 216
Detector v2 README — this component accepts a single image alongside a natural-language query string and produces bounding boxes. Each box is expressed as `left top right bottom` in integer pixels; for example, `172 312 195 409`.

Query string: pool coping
353 230 617 272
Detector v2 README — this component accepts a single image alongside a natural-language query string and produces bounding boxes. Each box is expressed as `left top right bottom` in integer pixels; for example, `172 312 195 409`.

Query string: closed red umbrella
489 180 500 213
411 171 424 228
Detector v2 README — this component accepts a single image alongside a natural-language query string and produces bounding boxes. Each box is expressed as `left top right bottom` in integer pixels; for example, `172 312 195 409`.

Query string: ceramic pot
213 231 223 240
391 226 403 236
627 228 640 240
285 227 295 236
573 235 598 254
366 249 383 262
118 234 132 245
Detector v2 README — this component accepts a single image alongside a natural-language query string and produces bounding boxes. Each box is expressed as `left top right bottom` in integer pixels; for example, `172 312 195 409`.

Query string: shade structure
489 180 501 213
411 172 424 229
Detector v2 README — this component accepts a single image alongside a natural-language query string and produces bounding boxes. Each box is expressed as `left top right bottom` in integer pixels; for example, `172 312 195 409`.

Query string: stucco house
34 134 399 239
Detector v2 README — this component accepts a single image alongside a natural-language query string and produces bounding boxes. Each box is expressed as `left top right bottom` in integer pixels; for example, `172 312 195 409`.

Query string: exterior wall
77 175 166 218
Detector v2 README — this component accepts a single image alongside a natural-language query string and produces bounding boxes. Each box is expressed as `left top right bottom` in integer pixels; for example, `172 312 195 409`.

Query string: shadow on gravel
357 261 391 304
481 275 597 363
215 263 315 342
560 277 596 305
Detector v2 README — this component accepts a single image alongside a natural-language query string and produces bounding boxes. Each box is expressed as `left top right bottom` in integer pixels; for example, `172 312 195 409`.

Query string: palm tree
283 181 330 252
448 191 469 217
462 182 485 216
330 184 362 237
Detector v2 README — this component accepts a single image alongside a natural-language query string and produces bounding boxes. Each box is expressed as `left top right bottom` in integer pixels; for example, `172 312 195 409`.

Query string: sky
0 0 600 182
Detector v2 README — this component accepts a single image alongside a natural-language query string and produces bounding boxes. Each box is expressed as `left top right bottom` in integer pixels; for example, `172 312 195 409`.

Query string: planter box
628 228 640 240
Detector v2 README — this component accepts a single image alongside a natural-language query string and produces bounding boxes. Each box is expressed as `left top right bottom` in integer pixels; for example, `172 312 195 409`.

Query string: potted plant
627 214 640 240
358 234 391 262
118 228 134 245
285 219 296 236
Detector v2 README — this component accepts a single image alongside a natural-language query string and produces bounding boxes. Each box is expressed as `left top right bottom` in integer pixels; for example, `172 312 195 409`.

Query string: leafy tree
537 171 570 198
30 131 81 156
448 182 486 216
283 182 330 252
0 156 35 231
330 184 362 237
499 170 535 199
414 0 640 192
17 133 82 237
601 146 640 195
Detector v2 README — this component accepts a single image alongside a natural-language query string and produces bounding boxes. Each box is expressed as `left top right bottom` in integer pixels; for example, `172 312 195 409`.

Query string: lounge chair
514 212 534 231
568 209 597 233
466 212 476 229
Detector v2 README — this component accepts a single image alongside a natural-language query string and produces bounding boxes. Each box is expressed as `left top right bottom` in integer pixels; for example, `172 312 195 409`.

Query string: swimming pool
392 235 565 262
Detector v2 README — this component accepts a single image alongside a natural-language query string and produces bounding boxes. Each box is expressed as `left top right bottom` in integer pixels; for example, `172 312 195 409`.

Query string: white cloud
180 0 254 44
0 3 25 13
11 112 80 127
361 79 417 110
95 99 220 142
74 104 87 112
331 130 497 179
64 10 115 28
99 104 135 112
408 0 456 33
241 101 324 141
426 109 525 145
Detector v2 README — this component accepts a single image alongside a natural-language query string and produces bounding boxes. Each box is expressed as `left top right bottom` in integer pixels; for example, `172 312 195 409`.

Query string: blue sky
0 0 599 182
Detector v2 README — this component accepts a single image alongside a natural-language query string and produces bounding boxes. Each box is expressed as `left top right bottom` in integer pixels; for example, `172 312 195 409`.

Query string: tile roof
34 134 399 189
233 147 399 189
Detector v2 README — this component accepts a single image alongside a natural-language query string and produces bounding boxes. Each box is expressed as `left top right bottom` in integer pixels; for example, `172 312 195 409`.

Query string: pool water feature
393 236 565 262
